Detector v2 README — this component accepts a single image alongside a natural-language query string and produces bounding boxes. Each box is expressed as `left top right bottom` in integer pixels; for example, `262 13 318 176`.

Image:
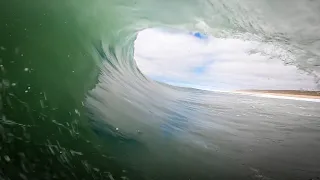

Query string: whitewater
1 0 320 179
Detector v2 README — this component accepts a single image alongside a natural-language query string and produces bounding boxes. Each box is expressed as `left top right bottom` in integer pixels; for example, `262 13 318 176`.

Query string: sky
134 28 317 91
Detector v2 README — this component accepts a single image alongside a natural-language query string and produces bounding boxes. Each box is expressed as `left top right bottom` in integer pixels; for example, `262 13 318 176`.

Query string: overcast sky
134 28 317 91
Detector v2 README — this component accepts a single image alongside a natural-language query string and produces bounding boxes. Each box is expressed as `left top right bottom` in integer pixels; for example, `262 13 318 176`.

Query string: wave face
1 0 320 180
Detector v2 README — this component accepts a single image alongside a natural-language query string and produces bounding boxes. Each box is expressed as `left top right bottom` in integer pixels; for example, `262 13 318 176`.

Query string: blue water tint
160 110 188 138
193 32 207 39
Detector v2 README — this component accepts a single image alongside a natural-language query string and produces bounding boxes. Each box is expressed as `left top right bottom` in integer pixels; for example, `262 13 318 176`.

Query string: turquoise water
1 0 320 179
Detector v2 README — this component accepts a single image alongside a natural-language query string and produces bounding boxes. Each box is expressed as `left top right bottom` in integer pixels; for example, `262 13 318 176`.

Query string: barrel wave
1 0 320 180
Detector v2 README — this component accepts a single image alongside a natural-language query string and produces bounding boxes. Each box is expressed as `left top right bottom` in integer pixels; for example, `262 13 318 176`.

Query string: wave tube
1 0 320 179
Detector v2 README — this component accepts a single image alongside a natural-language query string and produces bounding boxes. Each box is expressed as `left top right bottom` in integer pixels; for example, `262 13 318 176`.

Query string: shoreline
235 90 320 99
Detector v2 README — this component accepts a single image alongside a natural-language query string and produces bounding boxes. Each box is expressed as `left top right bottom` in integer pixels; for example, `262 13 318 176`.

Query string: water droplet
21 54 24 57
11 83 16 86
19 173 27 180
0 46 6 51
93 168 100 172
40 100 44 108
121 176 129 180
15 47 19 54
108 173 115 180
25 90 28 93
116 128 119 131
74 109 80 116
24 68 29 72
2 79 9 87
4 155 10 162
43 92 47 100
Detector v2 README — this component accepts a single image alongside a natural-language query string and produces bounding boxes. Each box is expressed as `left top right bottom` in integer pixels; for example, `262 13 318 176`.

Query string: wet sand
236 90 320 99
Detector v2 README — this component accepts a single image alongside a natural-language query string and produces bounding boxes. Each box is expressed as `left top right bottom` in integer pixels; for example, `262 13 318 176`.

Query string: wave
1 0 320 179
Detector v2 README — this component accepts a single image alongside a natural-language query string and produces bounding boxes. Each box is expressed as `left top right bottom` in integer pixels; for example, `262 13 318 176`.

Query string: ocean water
1 0 320 179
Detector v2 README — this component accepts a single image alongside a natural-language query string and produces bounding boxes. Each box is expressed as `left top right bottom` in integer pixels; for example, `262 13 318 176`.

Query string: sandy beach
236 90 320 99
